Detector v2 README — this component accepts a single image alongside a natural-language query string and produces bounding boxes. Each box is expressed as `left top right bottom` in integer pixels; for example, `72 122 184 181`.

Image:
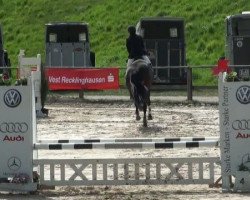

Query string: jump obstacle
32 131 220 188
0 72 249 193
36 137 219 150
37 136 219 143
34 140 219 150
34 138 220 187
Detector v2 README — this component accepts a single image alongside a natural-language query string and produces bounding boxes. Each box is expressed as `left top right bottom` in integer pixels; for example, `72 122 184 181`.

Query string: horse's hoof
148 114 153 120
136 116 141 121
143 122 147 127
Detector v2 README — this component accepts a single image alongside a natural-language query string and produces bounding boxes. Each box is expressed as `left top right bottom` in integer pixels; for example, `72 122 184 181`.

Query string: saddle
130 59 153 74
131 58 148 67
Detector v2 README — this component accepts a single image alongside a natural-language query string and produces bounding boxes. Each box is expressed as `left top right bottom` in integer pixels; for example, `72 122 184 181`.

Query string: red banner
45 68 120 90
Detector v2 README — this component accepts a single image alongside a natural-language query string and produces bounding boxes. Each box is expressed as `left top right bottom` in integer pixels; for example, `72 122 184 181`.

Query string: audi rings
0 122 28 133
232 120 250 130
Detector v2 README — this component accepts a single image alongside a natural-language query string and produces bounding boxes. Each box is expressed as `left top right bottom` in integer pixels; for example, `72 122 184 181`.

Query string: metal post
187 66 193 101
37 54 41 71
179 44 182 77
79 90 84 99
72 51 75 67
167 42 170 83
83 42 86 67
60 44 63 66
48 44 52 67
155 41 158 79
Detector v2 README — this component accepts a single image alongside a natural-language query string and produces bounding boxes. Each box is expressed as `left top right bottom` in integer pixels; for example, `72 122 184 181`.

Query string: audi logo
4 89 22 108
232 120 250 130
236 86 250 104
0 122 28 133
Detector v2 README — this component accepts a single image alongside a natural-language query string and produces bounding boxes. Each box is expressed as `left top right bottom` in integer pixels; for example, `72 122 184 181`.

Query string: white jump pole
34 140 219 150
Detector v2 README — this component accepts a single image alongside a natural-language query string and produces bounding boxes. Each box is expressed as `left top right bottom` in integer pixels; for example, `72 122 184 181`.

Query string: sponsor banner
45 68 120 90
0 86 34 179
219 75 250 177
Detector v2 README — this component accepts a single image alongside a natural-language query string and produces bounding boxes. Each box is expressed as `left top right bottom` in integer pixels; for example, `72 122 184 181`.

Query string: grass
0 0 250 85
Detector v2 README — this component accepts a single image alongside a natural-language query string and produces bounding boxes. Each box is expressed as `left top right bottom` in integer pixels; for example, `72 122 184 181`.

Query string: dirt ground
1 97 250 200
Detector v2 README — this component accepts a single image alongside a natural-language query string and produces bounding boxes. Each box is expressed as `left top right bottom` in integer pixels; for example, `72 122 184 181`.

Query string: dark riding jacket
126 34 147 59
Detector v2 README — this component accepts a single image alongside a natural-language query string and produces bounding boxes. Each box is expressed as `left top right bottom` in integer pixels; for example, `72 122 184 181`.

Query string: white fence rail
34 157 220 186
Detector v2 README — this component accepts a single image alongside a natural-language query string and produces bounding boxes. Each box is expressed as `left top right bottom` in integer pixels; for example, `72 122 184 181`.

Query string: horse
126 59 153 127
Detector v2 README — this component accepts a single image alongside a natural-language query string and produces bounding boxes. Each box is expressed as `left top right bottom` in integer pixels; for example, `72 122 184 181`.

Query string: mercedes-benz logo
7 156 21 171
4 89 22 108
236 85 250 104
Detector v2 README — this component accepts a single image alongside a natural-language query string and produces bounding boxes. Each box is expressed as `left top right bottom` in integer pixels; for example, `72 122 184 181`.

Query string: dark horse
126 59 153 127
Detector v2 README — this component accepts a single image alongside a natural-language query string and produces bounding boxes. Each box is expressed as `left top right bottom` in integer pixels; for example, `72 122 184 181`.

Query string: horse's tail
130 73 147 111
130 73 145 95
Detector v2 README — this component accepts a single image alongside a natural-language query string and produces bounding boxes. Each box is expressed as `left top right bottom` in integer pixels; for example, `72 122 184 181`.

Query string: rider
126 25 151 68
125 25 152 99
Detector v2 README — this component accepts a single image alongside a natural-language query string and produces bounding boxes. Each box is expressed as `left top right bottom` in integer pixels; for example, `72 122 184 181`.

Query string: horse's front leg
143 104 147 127
135 106 141 121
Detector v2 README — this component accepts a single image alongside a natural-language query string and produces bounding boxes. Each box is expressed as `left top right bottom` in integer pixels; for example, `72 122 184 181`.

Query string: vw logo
236 86 250 104
7 157 21 171
4 89 22 108
0 122 28 133
232 120 250 130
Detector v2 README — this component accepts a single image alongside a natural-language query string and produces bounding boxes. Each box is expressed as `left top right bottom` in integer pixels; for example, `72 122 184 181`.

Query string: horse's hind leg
147 91 153 120
135 107 141 121
143 104 147 127
148 105 153 120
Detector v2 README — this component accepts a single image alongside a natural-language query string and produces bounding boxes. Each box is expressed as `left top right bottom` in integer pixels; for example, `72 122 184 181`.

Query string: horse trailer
136 17 187 85
45 22 95 67
0 25 11 76
226 12 250 78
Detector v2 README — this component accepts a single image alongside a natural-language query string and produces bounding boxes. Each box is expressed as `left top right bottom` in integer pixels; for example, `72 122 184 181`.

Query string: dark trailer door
226 12 250 78
136 17 186 84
